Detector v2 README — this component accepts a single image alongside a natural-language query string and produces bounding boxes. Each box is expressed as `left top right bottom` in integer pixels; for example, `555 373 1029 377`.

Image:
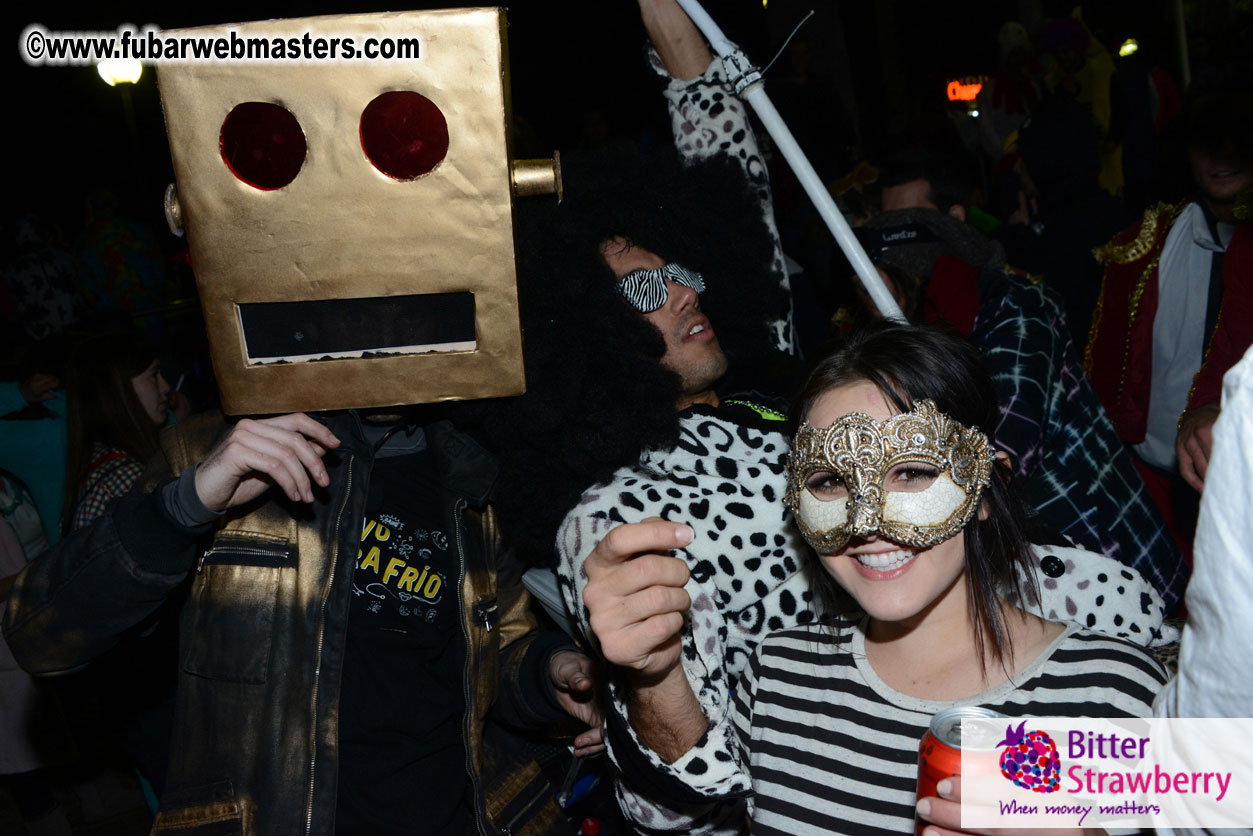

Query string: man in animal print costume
544 3 1178 834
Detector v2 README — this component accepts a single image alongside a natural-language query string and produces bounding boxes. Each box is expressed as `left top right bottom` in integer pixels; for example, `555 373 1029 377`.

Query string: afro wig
461 146 793 566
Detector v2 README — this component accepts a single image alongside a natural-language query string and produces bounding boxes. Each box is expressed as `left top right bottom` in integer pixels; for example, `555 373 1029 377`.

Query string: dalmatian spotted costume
557 410 1175 834
556 55 1177 835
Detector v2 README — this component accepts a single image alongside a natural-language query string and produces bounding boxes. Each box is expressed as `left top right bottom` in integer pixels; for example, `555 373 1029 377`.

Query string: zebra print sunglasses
616 263 707 313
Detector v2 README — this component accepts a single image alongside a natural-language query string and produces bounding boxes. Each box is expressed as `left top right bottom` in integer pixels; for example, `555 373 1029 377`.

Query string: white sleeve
1155 344 1253 719
556 486 751 836
1150 349 1253 836
648 47 795 355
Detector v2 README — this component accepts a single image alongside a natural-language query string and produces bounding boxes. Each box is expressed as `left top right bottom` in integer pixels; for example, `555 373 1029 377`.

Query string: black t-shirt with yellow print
335 430 471 835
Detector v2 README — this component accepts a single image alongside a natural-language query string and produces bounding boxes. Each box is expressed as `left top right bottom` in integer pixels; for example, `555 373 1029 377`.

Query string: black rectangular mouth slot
238 292 476 364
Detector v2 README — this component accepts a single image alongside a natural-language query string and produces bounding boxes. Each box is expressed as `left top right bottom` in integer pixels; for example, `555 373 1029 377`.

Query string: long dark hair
791 321 1038 671
61 332 161 534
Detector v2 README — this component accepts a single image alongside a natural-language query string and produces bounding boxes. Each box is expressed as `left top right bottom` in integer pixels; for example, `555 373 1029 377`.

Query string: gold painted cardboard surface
157 8 524 415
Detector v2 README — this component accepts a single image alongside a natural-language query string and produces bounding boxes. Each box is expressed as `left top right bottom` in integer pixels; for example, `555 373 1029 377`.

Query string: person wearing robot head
3 11 601 836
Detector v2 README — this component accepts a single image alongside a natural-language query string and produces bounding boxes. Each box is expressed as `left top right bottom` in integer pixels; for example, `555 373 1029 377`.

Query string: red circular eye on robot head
220 102 307 190
360 91 449 180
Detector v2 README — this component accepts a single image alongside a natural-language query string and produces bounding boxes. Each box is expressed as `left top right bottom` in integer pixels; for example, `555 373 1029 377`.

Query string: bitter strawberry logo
997 721 1061 793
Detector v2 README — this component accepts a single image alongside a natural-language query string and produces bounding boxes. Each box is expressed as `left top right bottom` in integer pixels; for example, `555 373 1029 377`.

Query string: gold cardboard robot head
158 9 531 415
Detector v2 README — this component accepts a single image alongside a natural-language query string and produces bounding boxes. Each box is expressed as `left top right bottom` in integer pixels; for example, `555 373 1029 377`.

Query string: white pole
674 0 905 322
1174 0 1191 89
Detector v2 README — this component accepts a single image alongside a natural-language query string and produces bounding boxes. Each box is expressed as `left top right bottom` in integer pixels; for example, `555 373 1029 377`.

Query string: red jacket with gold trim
1185 222 1253 415
1085 200 1253 442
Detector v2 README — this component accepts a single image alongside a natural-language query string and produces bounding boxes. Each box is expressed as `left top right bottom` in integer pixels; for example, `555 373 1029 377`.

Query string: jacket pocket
182 540 295 684
151 778 243 834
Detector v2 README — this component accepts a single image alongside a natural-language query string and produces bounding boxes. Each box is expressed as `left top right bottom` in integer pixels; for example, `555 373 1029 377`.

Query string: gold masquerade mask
784 400 993 552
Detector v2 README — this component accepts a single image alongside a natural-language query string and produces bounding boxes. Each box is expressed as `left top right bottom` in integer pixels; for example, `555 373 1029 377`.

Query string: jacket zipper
196 545 290 573
454 497 489 836
473 600 497 631
305 454 355 836
501 777 551 835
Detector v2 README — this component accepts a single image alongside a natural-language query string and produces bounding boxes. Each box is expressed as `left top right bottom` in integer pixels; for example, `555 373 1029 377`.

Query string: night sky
6 1 1233 260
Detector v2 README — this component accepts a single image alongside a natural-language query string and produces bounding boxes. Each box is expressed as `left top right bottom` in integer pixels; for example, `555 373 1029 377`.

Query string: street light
97 58 142 86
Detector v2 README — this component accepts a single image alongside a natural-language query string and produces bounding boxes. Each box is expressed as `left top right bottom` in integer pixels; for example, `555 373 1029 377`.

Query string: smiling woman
786 322 1032 670
723 322 1170 836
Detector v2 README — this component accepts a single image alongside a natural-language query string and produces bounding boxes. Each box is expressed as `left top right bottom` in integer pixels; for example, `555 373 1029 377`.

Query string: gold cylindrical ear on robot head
511 153 562 200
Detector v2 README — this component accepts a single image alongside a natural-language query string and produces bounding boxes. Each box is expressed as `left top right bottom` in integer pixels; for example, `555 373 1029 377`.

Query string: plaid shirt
71 443 143 532
974 267 1189 611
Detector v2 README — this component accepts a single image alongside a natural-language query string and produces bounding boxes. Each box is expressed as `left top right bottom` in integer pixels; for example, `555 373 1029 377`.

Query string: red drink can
916 706 1005 835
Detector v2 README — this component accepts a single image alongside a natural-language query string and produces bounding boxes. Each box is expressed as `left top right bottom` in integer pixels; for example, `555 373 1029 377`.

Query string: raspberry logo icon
997 721 1061 793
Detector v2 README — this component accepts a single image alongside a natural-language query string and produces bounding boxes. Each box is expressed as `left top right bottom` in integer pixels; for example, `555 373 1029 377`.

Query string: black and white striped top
733 618 1167 836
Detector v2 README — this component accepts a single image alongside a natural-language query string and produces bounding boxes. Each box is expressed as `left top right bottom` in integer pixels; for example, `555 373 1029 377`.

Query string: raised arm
640 0 795 354
3 413 340 673
639 0 712 81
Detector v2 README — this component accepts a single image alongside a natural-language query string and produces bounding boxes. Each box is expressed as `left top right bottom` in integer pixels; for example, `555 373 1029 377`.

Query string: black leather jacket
4 412 570 836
